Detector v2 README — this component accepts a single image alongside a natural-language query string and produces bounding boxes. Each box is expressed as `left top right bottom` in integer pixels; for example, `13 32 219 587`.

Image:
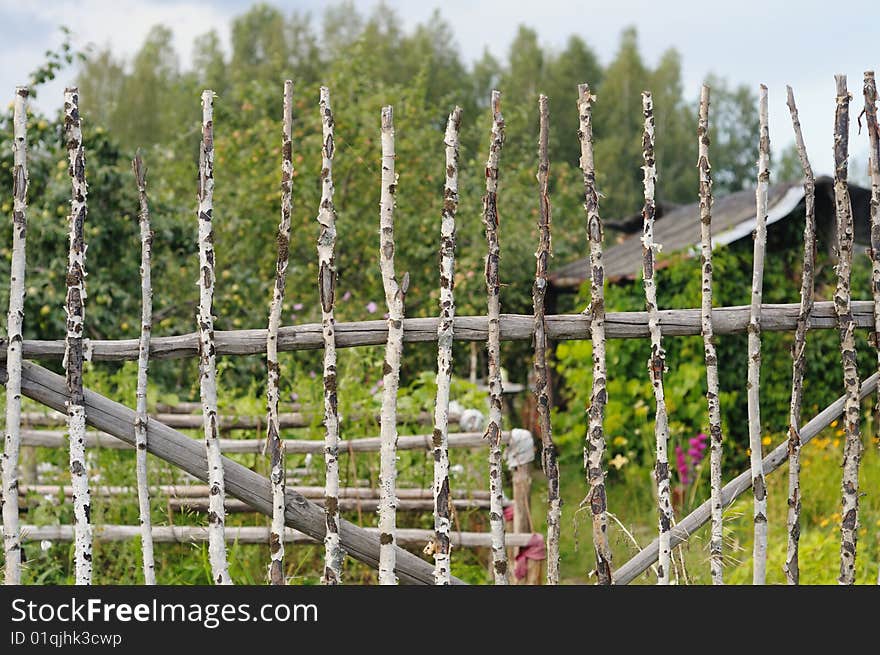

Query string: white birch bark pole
196 89 231 585
432 105 462 585
534 94 561 585
482 90 509 585
2 87 28 585
63 88 93 585
783 86 816 586
748 85 770 585
266 80 294 586
578 83 613 585
640 91 671 585
698 85 725 586
378 105 405 585
833 74 863 586
862 73 880 581
131 152 156 585
317 86 343 585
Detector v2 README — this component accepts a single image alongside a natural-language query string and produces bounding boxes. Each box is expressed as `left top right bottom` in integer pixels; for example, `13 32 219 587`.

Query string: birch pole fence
378 105 405 585
131 151 156 585
747 84 770 585
534 94 561 585
266 80 294 586
196 89 231 585
833 74 863 586
432 105 462 585
578 82 613 585
63 87 93 586
698 84 725 585
640 91 671 585
482 90 509 585
783 85 816 585
318 86 343 585
2 86 28 585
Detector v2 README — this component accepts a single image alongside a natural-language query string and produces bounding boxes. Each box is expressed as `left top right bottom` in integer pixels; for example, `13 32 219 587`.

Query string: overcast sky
1 0 877 177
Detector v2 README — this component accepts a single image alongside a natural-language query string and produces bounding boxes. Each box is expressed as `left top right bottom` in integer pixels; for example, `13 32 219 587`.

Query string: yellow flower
762 435 772 446
831 420 839 428
612 436 628 447
610 454 629 470
833 439 840 449
820 518 830 527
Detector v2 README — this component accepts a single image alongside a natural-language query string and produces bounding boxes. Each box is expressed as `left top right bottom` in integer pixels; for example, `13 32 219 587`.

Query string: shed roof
550 176 872 289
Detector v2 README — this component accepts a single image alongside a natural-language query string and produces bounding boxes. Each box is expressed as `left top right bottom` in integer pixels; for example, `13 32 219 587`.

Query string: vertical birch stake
833 74 863 586
132 151 156 585
64 87 92 585
482 90 509 585
534 94 561 585
2 87 28 585
378 105 405 585
578 83 612 585
63 87 93 585
863 72 880 587
317 86 343 585
863 72 880 437
432 105 462 585
197 89 231 585
698 85 725 585
266 80 294 586
783 86 816 585
748 85 770 585
641 91 671 585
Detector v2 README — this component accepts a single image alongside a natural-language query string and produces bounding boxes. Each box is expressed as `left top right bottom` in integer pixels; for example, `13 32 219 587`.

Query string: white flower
40 540 53 552
450 464 464 476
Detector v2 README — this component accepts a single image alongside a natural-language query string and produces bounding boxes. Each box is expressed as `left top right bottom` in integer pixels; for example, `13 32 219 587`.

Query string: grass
531 422 880 584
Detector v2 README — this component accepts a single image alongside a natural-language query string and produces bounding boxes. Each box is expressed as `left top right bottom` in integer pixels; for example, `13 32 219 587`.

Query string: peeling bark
131 151 156 585
698 85 725 585
833 75 862 585
196 89 231 585
432 105 462 585
63 88 93 585
266 80 294 586
2 86 28 585
783 86 816 586
482 90 509 585
640 92 671 585
317 86 343 585
534 95 561 585
748 85 770 585
378 106 405 585
578 83 612 585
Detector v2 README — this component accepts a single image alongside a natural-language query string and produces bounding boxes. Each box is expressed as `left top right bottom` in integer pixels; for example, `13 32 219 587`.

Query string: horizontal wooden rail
613 370 880 585
19 429 512 453
4 360 456 585
19 484 493 501
19 525 534 548
164 497 493 513
1 301 873 363
19 407 470 431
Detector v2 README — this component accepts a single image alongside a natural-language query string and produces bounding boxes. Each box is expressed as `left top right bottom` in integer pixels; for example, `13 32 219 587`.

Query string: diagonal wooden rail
2 360 461 585
613 370 879 585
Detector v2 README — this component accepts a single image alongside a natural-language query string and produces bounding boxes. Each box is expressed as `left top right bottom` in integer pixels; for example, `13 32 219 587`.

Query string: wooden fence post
196 89 231 585
482 90 509 585
2 86 28 585
783 85 816 585
63 87 93 585
431 105 462 585
578 82 612 585
132 151 156 585
266 80 294 586
833 74 863 585
748 84 770 585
